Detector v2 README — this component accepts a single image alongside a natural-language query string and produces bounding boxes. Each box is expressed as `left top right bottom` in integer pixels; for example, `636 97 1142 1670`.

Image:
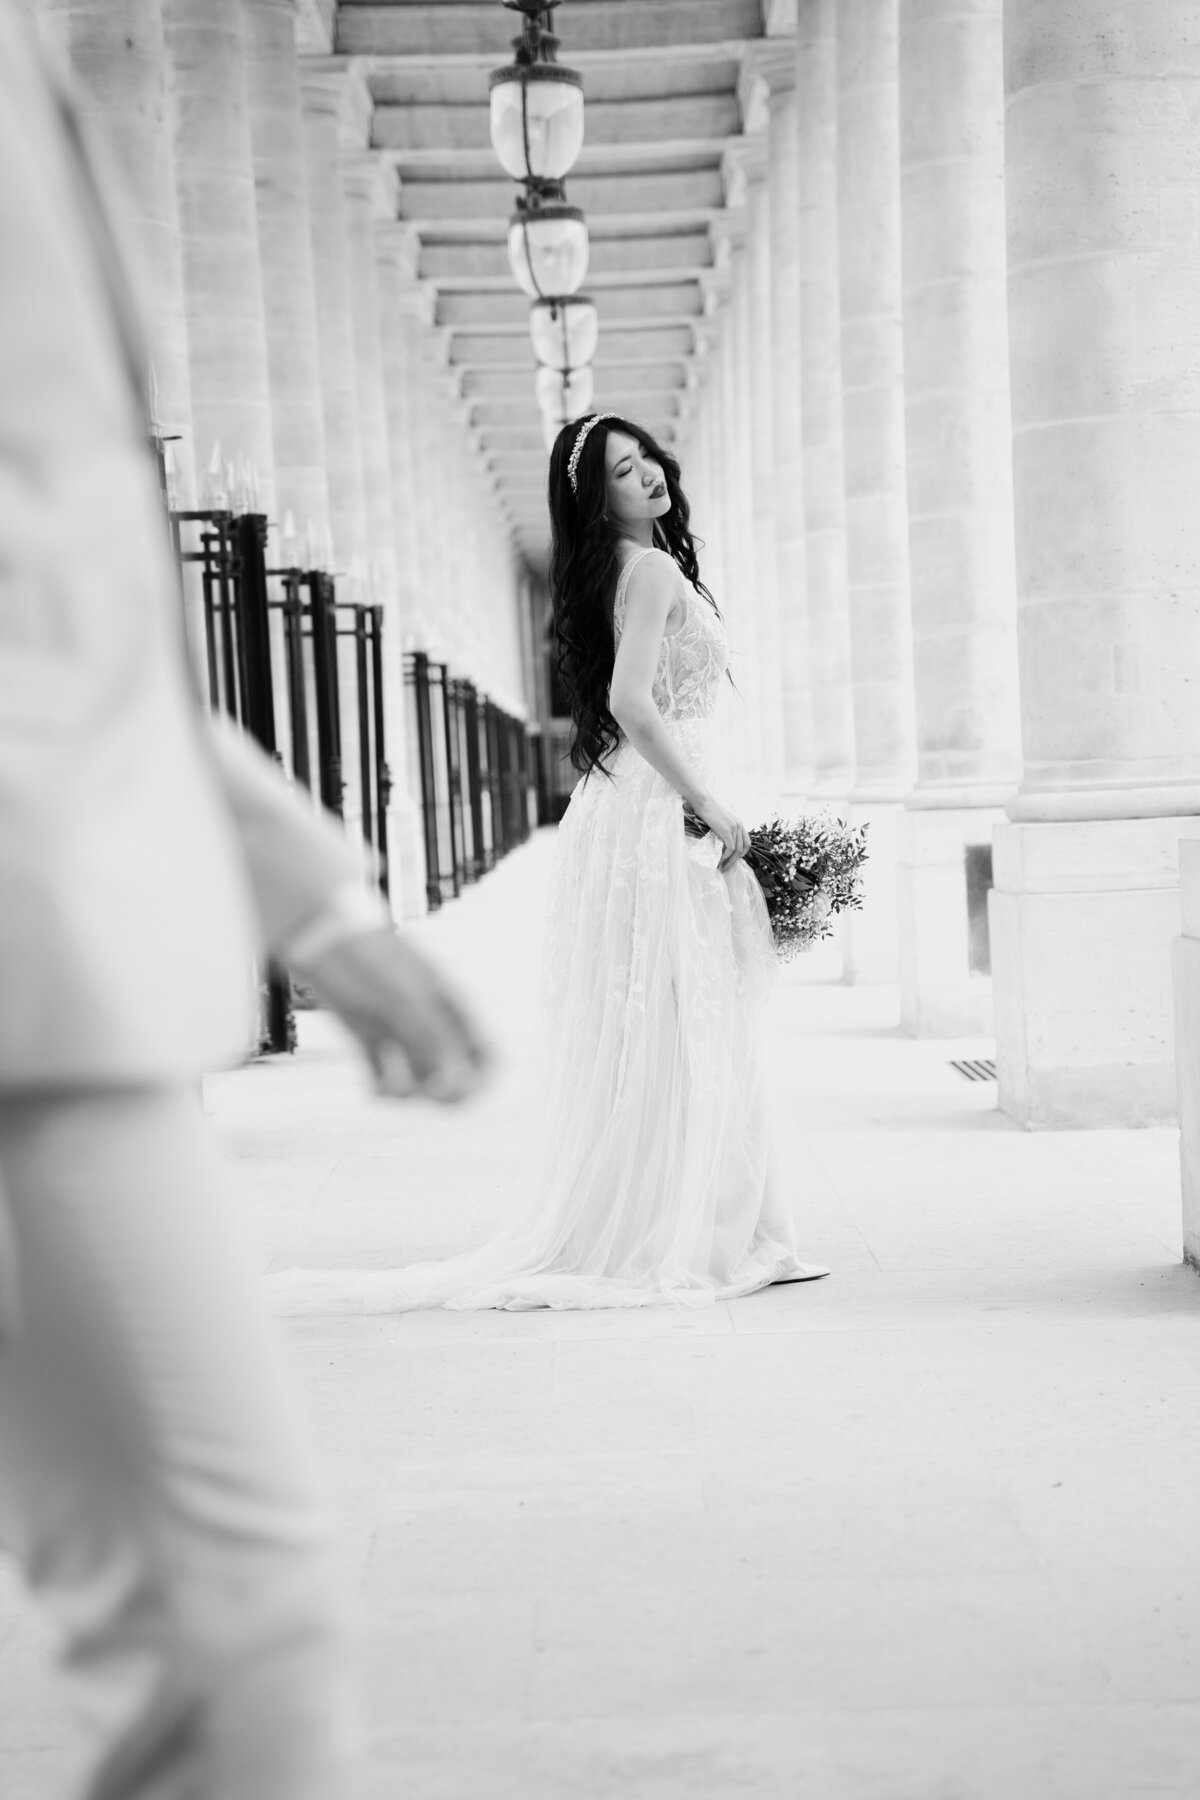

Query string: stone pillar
341 158 427 918
994 3 1200 1126
743 150 786 803
374 232 426 650
300 68 370 587
796 0 856 809
1175 844 1200 1266
163 0 275 512
718 233 764 805
341 157 400 615
299 68 373 839
895 0 1022 1035
762 50 813 806
837 0 917 983
38 0 196 502
243 0 330 556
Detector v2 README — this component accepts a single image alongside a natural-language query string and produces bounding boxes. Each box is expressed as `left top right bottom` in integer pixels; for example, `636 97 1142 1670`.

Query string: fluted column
341 157 400 615
761 50 813 805
837 0 917 983
895 0 1022 1035
796 0 855 807
243 0 330 554
38 0 196 502
300 68 370 587
996 2 1200 1126
744 152 785 801
374 233 425 649
163 0 275 510
718 232 763 803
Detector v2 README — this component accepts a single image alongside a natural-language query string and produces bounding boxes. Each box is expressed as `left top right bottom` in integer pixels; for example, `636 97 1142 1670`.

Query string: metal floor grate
950 1057 997 1082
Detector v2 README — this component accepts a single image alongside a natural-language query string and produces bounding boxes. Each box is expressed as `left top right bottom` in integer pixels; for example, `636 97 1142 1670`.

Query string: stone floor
4 830 1200 1798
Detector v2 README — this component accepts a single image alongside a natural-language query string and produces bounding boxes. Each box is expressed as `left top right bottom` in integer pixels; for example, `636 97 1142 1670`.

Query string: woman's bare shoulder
623 547 680 602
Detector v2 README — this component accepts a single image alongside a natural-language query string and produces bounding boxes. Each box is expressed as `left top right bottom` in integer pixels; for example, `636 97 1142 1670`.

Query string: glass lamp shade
489 64 584 182
535 363 594 420
508 205 588 299
529 296 598 373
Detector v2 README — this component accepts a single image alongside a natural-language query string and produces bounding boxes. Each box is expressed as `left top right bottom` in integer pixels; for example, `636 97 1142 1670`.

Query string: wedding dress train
268 547 828 1314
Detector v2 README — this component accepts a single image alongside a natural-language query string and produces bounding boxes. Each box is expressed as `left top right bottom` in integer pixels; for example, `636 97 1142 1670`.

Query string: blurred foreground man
0 10 490 1797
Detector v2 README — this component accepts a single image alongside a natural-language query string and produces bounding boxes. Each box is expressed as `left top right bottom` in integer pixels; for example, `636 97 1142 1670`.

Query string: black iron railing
405 652 536 910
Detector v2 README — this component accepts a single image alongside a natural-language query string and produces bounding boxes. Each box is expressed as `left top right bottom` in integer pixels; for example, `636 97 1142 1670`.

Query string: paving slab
3 830 1200 1799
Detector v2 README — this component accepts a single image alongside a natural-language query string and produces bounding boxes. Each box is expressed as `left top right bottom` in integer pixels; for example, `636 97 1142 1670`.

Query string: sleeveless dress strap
613 546 663 632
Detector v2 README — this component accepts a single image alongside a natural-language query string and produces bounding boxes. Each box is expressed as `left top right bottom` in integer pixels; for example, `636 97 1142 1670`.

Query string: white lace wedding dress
269 546 827 1314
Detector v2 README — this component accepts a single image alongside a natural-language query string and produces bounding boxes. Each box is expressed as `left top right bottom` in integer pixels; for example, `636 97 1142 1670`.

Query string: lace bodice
611 547 728 724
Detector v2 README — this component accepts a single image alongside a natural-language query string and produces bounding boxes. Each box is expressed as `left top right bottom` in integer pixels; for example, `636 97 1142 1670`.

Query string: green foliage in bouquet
683 806 869 961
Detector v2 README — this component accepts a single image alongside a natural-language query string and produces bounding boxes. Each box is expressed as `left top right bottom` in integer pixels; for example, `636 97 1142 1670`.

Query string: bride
271 414 828 1312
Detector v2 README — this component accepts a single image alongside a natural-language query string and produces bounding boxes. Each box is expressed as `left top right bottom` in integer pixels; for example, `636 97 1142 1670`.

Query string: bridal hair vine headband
567 413 619 495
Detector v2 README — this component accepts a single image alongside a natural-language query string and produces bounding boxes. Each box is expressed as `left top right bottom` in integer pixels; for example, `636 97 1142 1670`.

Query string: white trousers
0 1087 360 1800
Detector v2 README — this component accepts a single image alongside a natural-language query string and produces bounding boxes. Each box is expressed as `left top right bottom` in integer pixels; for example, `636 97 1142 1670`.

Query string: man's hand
298 928 494 1103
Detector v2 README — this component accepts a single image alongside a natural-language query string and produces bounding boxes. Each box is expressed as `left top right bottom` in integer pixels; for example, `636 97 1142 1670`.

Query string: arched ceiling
315 1 793 570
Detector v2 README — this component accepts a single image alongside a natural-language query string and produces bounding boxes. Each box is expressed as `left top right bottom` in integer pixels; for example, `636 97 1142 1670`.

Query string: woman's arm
608 553 749 870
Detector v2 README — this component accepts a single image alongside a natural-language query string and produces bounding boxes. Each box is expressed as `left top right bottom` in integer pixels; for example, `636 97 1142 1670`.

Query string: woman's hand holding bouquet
683 803 868 961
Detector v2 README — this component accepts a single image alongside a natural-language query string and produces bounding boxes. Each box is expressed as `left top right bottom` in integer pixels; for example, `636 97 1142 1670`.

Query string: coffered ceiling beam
437 282 702 330
399 168 725 226
420 231 713 286
448 323 695 367
372 93 740 154
336 0 765 59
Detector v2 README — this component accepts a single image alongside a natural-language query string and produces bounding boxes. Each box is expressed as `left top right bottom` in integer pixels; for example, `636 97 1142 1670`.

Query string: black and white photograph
1 0 1199 1796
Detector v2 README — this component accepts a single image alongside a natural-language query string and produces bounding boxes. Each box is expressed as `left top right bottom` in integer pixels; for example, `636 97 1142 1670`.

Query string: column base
898 803 1004 1037
841 799 901 986
1173 842 1200 1267
990 814 1200 1129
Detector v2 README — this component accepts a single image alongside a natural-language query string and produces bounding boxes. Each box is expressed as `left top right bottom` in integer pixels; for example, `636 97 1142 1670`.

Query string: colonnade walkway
4 831 1200 1798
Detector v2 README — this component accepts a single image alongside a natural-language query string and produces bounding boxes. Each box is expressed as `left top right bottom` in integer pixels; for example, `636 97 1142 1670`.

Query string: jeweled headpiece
567 413 618 495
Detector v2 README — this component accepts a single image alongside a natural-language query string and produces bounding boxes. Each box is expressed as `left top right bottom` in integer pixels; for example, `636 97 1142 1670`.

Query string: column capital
342 152 398 219
374 222 422 281
299 59 373 148
722 137 767 208
762 0 797 34
710 210 747 264
740 41 796 103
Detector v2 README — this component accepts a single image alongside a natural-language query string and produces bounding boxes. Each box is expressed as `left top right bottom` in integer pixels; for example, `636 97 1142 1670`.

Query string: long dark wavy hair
548 414 718 780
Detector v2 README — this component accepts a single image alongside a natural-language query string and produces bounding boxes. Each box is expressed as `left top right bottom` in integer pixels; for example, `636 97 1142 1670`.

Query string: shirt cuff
277 881 393 969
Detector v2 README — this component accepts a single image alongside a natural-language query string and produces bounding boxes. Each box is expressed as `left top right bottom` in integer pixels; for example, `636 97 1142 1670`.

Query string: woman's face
603 430 672 527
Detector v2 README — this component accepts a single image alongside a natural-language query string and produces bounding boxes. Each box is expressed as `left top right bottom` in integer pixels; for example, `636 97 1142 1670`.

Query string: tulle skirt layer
269 729 826 1315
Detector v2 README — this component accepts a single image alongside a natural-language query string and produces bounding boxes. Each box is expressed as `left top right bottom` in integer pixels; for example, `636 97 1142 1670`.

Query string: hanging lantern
529 296 598 372
535 363 593 421
489 2 584 183
508 198 589 299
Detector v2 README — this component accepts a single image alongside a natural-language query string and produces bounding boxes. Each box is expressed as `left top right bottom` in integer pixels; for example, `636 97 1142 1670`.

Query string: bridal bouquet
684 805 869 961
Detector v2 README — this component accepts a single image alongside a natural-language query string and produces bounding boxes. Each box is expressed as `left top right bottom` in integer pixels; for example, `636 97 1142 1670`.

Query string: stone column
995 3 1200 1126
895 0 1022 1035
718 232 764 804
163 0 275 512
38 0 196 502
837 0 917 983
342 157 428 918
796 0 856 809
1175 843 1200 1266
341 157 400 615
243 0 330 556
761 49 813 807
732 141 786 805
299 68 372 838
374 232 426 650
300 68 370 588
